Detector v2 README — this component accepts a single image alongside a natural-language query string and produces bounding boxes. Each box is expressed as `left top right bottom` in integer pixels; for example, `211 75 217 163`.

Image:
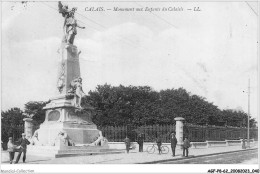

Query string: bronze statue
58 2 85 45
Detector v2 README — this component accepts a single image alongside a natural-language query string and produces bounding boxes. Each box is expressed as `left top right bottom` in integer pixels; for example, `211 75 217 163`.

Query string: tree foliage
84 84 257 128
1 108 25 143
221 109 256 128
24 101 48 125
1 84 257 143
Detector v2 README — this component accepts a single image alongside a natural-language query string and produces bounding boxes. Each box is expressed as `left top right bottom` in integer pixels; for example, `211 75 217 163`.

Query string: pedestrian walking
183 137 191 157
124 136 131 154
170 132 177 156
137 133 144 152
15 133 30 163
156 136 162 155
7 137 17 164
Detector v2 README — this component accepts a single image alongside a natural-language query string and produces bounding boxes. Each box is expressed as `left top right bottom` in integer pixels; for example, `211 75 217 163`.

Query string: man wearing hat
170 132 177 157
124 136 131 154
7 137 16 164
15 133 30 163
137 133 144 152
183 137 191 157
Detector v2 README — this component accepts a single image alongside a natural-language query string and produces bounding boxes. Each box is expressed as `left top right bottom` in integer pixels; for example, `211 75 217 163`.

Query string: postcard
1 1 259 173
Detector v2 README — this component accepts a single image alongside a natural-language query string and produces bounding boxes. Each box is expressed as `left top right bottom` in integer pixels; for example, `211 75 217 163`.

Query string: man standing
124 136 130 154
242 137 246 149
183 137 191 157
156 136 162 155
7 137 16 164
170 132 177 157
137 133 144 152
15 133 30 163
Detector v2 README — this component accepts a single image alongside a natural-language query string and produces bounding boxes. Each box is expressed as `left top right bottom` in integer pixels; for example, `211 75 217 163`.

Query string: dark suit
156 138 162 154
124 138 130 153
170 135 177 156
183 139 190 157
15 138 30 163
242 139 246 149
137 135 144 152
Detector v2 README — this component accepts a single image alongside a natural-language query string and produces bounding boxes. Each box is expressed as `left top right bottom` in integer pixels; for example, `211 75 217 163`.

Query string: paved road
2 147 258 164
161 149 258 164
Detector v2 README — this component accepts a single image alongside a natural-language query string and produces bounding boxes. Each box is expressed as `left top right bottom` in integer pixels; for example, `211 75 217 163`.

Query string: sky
1 1 258 121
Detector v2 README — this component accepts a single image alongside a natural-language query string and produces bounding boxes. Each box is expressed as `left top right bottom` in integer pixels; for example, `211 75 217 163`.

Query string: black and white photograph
1 0 259 173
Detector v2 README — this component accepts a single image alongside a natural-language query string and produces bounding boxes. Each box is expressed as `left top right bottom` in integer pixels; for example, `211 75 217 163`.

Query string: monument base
37 122 100 146
31 93 102 146
27 145 124 158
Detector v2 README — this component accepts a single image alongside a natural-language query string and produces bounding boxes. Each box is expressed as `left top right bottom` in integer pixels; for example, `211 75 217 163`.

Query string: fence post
174 117 185 146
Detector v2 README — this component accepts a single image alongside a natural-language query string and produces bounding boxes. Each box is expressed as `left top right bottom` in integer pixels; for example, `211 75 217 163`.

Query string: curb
138 148 258 164
55 150 124 158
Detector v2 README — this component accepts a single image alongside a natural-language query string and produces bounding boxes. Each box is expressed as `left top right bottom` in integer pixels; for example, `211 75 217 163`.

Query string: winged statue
58 1 85 45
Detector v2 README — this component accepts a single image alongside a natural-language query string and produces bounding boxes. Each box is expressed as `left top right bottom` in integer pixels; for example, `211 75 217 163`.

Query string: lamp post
247 79 250 148
243 78 250 148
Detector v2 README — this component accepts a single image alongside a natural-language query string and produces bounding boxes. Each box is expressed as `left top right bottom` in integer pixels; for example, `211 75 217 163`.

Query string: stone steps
55 150 124 158
57 148 121 154
27 145 124 158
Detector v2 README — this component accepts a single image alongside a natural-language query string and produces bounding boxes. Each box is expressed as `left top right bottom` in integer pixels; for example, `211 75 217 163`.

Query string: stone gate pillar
23 118 34 139
174 117 185 145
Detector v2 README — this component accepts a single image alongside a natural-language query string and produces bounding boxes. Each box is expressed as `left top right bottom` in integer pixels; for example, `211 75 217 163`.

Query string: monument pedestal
27 93 115 157
37 93 100 146
34 44 102 146
37 122 99 146
25 44 119 157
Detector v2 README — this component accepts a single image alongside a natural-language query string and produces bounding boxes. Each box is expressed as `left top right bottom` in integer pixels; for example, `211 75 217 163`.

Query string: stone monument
25 2 120 157
36 43 101 147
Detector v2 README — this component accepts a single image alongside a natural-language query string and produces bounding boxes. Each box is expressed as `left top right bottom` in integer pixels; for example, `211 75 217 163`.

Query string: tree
249 117 257 128
159 88 223 125
1 108 25 143
85 84 257 128
24 101 48 126
221 109 249 127
85 84 161 126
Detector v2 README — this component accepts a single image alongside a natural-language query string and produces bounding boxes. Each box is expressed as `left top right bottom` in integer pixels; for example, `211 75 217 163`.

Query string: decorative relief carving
57 60 66 93
67 109 92 125
48 110 60 121
54 130 75 146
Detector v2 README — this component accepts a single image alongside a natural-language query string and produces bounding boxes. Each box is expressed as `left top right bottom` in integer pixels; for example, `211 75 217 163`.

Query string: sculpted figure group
58 1 85 45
